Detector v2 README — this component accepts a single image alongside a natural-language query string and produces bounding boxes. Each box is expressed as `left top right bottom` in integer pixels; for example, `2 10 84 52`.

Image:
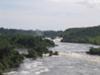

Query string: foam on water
5 59 49 75
59 52 100 63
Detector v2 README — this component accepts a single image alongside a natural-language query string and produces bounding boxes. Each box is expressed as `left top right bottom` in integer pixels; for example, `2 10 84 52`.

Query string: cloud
0 0 100 30
77 0 100 8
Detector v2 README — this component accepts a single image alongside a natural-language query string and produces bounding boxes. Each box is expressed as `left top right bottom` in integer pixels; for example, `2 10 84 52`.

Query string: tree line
61 25 100 45
0 32 56 75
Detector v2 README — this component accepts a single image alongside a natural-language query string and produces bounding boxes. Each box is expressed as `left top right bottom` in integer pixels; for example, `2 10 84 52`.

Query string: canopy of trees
0 28 55 74
43 31 63 39
62 25 100 45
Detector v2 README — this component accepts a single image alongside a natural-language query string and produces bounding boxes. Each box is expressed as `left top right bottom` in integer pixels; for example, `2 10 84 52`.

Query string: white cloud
0 0 100 30
77 0 100 8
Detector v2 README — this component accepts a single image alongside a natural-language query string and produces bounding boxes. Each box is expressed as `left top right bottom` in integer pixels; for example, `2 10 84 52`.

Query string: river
5 38 100 75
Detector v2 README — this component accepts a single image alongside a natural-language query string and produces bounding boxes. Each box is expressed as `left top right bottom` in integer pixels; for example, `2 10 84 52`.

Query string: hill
0 28 43 37
0 28 62 38
43 31 63 39
61 25 100 45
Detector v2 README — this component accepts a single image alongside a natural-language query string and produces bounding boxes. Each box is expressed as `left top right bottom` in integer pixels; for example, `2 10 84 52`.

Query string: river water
5 38 100 75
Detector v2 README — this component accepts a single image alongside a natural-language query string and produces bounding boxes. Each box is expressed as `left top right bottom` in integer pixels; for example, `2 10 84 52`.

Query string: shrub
87 47 100 55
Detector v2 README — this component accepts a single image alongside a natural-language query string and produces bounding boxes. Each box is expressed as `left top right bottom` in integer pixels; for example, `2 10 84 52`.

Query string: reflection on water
5 38 100 75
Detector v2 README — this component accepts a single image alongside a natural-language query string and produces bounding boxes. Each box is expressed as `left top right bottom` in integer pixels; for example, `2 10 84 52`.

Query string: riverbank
0 34 56 75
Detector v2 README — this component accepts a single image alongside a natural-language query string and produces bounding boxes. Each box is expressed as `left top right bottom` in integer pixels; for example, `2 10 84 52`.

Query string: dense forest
0 28 63 38
43 31 63 39
0 28 43 37
61 25 100 45
0 28 56 75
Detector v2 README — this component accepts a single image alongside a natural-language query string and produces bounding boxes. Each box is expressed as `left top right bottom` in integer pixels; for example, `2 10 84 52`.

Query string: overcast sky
0 0 100 30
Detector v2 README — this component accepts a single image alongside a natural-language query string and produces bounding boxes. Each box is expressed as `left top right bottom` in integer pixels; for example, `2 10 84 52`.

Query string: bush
49 51 59 56
26 49 38 59
0 40 24 73
53 51 59 55
87 47 100 55
49 51 53 56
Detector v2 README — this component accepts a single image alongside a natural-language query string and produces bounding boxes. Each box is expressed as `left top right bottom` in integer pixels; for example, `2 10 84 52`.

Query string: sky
0 0 100 30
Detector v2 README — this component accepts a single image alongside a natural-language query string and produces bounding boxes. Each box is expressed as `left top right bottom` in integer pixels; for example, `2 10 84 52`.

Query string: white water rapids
5 38 100 75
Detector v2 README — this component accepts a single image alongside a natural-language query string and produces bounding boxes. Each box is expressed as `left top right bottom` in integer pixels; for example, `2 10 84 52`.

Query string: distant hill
43 31 63 39
0 28 63 38
61 25 100 45
0 28 43 36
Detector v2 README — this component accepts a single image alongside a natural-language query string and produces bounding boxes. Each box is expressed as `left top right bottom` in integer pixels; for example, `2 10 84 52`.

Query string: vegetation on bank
0 33 56 74
0 38 24 74
49 51 59 56
43 31 63 39
0 28 63 39
61 26 100 45
87 47 100 55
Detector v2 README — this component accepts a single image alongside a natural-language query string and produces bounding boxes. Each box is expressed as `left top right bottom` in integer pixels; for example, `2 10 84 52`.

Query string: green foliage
10 35 55 58
0 28 41 37
62 26 100 45
0 29 55 74
53 51 59 55
49 51 59 56
43 39 55 47
43 31 63 39
0 41 24 73
26 49 38 59
87 47 100 55
49 51 53 56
